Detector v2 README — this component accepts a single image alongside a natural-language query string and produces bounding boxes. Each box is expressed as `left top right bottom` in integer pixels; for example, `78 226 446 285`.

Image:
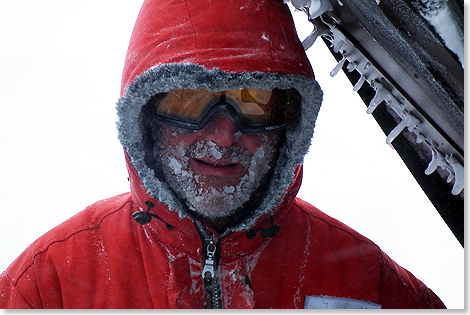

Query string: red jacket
0 0 445 308
0 168 444 308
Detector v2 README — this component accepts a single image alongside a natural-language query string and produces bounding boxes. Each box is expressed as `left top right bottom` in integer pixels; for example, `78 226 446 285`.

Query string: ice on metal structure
367 81 390 114
385 111 420 145
287 0 464 195
286 0 333 20
445 155 464 195
329 55 346 77
352 75 366 92
288 0 333 50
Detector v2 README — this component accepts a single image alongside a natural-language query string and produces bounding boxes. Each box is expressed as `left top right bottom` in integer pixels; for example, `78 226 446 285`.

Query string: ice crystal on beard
157 135 278 220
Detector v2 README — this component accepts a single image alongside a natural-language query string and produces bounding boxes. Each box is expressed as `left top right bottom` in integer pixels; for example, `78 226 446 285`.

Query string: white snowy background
0 0 464 309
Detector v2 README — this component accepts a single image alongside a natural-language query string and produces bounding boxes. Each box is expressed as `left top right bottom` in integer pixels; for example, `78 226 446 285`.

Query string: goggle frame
149 88 301 134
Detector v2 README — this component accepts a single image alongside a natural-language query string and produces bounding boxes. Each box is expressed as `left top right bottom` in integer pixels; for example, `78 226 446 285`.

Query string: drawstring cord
133 200 280 238
132 200 174 230
246 215 280 239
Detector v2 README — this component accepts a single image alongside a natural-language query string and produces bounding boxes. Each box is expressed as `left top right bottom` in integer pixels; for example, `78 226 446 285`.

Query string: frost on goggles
150 88 301 133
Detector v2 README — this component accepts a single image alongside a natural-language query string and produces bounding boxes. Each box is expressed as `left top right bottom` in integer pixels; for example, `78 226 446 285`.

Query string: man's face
156 112 280 221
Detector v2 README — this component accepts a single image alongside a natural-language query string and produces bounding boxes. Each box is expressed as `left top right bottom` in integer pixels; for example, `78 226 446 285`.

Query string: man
0 0 445 309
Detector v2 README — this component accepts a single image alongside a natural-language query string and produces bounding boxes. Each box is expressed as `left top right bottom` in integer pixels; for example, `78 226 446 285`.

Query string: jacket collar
127 149 303 256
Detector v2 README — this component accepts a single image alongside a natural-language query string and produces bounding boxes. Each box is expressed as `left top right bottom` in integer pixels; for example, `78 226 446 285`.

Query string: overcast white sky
0 1 464 309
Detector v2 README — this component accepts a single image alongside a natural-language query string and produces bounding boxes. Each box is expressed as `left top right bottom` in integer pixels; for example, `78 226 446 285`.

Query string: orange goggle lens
153 88 301 133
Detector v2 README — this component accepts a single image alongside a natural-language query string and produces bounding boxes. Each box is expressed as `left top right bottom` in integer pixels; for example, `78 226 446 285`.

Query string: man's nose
201 113 239 147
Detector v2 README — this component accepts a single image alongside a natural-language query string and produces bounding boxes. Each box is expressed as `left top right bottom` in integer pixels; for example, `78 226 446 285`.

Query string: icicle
333 40 345 54
445 154 464 195
353 75 366 91
415 133 426 144
367 81 388 114
386 112 420 144
346 61 357 72
330 55 347 77
308 0 333 21
425 145 447 175
446 171 455 183
302 18 331 50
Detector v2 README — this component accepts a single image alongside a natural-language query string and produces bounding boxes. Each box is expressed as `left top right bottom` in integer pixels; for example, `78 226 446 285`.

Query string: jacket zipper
202 237 222 308
195 220 223 309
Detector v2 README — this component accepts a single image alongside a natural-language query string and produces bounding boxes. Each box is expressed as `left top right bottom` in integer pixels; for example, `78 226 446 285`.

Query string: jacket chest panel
219 259 255 308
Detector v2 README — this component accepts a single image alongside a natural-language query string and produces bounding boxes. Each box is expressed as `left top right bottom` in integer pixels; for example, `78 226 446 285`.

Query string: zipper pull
193 219 223 308
202 239 216 283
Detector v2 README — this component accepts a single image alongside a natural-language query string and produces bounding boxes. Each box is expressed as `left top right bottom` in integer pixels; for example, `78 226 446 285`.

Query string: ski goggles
150 88 301 133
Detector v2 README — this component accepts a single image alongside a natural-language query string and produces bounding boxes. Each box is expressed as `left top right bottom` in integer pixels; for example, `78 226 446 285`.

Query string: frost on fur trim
116 63 323 232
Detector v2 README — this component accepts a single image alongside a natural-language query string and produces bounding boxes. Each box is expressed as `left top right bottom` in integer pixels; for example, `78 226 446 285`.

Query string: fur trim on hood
116 0 323 234
117 63 322 234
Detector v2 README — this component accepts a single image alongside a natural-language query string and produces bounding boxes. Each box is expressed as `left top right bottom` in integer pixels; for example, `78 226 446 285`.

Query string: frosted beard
156 129 279 221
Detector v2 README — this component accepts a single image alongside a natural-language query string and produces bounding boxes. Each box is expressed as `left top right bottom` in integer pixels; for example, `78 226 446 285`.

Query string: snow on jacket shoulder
0 192 445 309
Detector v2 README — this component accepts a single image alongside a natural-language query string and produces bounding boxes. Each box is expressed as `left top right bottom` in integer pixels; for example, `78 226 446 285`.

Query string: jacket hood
116 0 323 234
120 0 314 93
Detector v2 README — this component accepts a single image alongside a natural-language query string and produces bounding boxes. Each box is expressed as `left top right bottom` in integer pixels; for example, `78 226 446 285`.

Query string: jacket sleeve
0 236 63 308
0 271 34 309
378 251 446 309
